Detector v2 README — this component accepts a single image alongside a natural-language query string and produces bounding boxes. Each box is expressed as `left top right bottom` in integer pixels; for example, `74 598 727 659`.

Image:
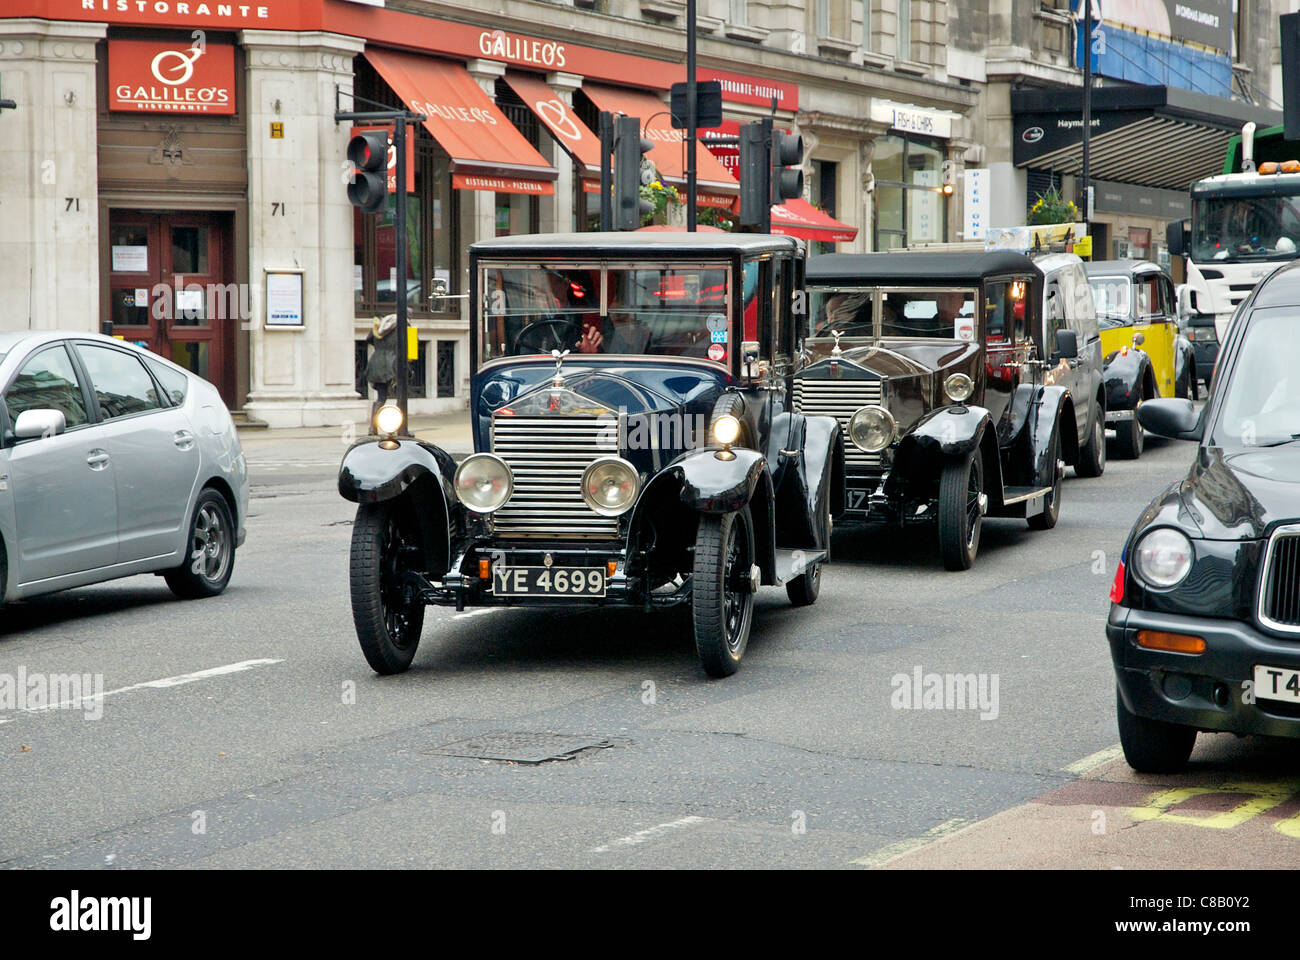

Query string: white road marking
452 609 498 620
1060 744 1124 776
850 817 969 867
0 658 284 722
591 816 710 853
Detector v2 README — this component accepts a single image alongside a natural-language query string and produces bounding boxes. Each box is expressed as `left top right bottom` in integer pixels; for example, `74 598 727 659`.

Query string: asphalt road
2 424 1296 869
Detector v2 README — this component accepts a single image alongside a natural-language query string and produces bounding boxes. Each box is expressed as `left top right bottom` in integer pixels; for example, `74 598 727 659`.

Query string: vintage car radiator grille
491 416 620 539
1261 531 1300 630
792 379 884 469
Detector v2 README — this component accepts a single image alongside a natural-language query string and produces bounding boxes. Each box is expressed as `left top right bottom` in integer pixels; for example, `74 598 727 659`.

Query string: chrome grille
792 378 884 469
1260 529 1300 632
491 416 619 538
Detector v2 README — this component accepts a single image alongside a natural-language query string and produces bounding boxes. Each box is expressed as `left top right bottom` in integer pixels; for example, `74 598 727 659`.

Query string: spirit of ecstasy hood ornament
830 330 844 359
550 348 570 387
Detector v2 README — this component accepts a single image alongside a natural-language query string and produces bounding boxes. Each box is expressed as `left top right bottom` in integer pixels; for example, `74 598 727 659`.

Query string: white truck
1168 123 1300 383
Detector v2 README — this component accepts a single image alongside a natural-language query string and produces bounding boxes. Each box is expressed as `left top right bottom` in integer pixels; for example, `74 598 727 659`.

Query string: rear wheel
164 489 236 599
1117 686 1197 773
1027 428 1062 531
785 560 822 606
1075 405 1106 478
351 500 426 674
938 451 982 571
692 508 756 677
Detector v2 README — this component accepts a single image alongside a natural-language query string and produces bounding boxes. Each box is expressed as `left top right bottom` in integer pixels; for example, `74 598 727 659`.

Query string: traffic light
769 126 803 204
738 120 770 229
613 115 654 231
347 130 389 213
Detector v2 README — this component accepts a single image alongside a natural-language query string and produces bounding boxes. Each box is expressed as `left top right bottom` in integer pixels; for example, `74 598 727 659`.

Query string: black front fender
674 447 768 514
338 439 458 505
1103 349 1149 411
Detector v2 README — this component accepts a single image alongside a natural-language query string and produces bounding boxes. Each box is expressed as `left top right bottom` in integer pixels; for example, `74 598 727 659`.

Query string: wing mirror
13 408 67 440
1138 398 1203 441
1053 329 1078 360
1132 331 1146 347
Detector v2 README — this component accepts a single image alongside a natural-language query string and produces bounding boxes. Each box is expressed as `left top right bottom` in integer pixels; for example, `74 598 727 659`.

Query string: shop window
872 133 948 249
437 340 457 398
355 338 428 399
495 84 543 237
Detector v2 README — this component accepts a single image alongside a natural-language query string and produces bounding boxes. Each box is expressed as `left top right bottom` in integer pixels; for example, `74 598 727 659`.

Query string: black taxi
339 233 845 678
799 251 1080 570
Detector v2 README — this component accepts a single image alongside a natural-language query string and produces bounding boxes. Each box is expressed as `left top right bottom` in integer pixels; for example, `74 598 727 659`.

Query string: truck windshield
479 263 730 365
809 287 977 341
1192 192 1300 262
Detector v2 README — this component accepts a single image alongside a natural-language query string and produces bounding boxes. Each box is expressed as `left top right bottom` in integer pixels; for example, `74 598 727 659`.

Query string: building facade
3 0 980 426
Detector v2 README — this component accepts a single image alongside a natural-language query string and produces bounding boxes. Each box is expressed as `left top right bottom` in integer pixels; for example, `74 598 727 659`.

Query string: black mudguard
773 413 844 552
1027 385 1072 489
1103 348 1150 412
669 446 777 582
1174 337 1195 396
338 438 457 505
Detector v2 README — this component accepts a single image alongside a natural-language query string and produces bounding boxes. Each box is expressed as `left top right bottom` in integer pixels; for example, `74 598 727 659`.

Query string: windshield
808 287 977 341
1192 192 1300 262
1088 277 1131 326
479 263 730 365
1214 308 1300 446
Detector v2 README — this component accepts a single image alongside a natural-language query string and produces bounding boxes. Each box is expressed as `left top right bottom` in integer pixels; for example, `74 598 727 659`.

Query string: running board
992 485 1052 518
774 547 828 584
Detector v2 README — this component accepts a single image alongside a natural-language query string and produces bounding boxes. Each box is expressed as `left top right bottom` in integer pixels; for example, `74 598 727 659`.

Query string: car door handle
86 449 110 471
174 430 196 450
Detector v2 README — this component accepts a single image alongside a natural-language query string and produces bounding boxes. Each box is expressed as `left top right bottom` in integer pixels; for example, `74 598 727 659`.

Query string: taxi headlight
454 453 513 514
1133 528 1194 588
944 373 975 403
374 402 404 437
581 457 639 517
713 414 742 446
848 405 896 453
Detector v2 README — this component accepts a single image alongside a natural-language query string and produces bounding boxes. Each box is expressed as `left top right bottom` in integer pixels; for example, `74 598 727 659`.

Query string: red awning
365 49 556 194
503 73 603 175
581 83 739 194
770 198 858 243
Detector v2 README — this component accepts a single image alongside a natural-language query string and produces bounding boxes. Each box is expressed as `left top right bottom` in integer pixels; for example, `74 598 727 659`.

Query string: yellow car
1085 260 1198 459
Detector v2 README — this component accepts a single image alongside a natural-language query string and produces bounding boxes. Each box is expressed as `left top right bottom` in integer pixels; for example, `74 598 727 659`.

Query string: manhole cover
427 732 612 764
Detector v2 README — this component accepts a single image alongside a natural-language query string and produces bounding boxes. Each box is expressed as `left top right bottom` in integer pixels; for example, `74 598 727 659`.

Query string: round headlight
374 402 404 437
1133 528 1194 588
582 457 639 516
848 405 896 453
713 414 742 446
944 373 975 403
454 454 513 514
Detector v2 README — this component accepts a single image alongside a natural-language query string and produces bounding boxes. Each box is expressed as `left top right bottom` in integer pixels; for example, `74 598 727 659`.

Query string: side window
1071 266 1098 340
4 345 90 430
74 344 163 420
1045 279 1068 351
145 358 188 406
1161 277 1176 317
1136 277 1159 317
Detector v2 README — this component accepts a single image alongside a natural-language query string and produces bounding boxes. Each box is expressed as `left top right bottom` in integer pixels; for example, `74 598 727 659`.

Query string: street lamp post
1081 0 1092 224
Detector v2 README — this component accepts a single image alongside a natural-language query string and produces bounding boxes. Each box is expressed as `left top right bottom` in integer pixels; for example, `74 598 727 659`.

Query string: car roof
806 250 1036 284
1251 259 1300 308
1084 259 1166 278
471 232 802 257
0 331 190 370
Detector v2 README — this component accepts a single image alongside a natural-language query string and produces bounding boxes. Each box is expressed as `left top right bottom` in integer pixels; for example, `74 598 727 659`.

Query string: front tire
692 508 756 677
1027 428 1062 531
1112 408 1145 459
1117 686 1197 773
786 560 821 606
1074 405 1106 478
164 488 236 599
350 501 426 675
938 451 983 571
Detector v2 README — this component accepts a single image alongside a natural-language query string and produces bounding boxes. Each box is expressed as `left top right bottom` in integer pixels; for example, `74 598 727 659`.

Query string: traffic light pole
1081 0 1092 225
686 0 698 232
599 111 613 232
336 100 424 434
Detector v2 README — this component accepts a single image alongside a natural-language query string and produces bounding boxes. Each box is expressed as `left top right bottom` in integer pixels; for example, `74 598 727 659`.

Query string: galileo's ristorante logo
108 36 236 115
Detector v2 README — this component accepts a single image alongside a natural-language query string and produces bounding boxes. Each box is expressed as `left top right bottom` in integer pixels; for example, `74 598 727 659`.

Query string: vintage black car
1108 258 1300 771
1085 259 1198 460
799 251 1083 570
339 233 845 678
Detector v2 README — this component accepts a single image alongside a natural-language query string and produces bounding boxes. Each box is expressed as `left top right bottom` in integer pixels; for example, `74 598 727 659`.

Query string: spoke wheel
938 451 983 571
351 501 425 674
164 488 236 599
692 508 756 677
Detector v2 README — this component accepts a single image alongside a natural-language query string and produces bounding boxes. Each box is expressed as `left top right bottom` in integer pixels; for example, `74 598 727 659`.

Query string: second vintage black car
1108 258 1300 771
798 251 1081 570
339 233 845 678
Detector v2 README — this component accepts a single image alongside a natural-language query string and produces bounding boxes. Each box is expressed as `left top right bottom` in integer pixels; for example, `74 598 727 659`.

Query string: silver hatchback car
0 332 248 605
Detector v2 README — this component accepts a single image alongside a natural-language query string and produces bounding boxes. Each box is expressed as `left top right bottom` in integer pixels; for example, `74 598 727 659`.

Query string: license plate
846 488 869 511
1254 664 1300 703
491 566 606 598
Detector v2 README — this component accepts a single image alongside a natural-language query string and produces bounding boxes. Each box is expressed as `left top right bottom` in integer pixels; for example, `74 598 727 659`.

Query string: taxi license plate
1254 664 1300 703
491 566 606 598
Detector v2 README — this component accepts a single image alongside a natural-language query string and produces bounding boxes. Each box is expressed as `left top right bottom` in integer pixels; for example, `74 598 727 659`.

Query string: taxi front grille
1261 531 1300 632
491 416 619 539
792 378 884 470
